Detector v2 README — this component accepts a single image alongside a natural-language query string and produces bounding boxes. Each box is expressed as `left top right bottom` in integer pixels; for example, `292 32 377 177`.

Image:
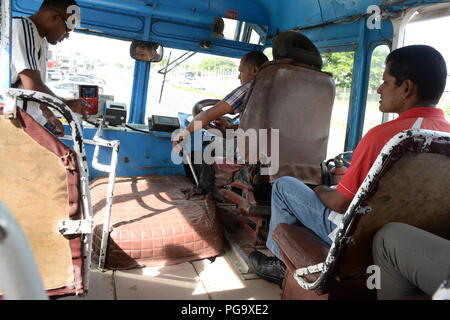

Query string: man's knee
273 176 302 194
373 222 409 261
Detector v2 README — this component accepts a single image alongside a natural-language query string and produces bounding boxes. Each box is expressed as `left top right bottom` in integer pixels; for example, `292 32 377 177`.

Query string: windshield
46 33 134 106
146 48 241 122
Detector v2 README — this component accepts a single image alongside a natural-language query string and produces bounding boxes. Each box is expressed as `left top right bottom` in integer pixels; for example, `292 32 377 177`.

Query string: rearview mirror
130 41 163 63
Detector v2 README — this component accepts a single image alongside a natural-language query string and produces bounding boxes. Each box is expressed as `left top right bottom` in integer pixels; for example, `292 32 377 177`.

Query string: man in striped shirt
11 0 88 136
172 51 269 147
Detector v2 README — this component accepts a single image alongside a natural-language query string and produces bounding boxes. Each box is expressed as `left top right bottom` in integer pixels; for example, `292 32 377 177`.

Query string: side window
322 51 355 159
404 14 450 120
362 45 390 135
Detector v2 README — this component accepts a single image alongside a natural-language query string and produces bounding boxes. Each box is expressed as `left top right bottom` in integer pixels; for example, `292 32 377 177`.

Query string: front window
145 48 240 122
46 32 134 110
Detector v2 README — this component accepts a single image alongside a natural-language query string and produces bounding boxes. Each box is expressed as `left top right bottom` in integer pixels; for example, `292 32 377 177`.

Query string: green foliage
198 57 237 72
321 46 389 90
368 46 390 91
322 51 354 88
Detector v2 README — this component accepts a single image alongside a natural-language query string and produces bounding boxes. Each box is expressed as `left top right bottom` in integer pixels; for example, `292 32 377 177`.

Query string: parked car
67 75 106 86
47 69 63 81
48 81 104 99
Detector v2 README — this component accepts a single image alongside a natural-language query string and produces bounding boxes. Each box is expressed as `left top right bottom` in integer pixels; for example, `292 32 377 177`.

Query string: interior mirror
211 17 267 45
130 41 163 63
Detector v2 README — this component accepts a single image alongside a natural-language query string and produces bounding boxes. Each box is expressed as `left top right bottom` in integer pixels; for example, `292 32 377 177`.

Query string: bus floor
58 205 281 300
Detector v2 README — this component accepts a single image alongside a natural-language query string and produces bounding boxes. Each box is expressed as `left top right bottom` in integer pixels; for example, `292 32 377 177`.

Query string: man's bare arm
19 70 89 115
19 69 56 96
187 101 233 133
314 185 352 213
172 101 233 149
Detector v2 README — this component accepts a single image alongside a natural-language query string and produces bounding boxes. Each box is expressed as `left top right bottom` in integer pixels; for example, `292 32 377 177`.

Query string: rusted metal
293 129 450 291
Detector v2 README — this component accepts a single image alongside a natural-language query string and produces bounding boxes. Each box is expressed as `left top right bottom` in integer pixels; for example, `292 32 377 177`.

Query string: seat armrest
273 224 329 271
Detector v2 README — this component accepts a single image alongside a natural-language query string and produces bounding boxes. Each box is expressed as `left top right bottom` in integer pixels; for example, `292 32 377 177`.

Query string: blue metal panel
209 0 269 25
63 126 185 182
259 0 446 35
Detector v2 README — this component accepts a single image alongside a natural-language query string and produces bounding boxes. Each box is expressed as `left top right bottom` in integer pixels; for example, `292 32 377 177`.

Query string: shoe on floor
247 250 286 287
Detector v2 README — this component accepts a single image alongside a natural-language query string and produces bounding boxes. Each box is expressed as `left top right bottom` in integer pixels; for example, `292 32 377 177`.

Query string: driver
172 51 268 148
172 50 268 196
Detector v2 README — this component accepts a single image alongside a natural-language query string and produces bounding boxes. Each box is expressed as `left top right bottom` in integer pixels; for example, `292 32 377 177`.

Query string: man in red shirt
248 45 450 287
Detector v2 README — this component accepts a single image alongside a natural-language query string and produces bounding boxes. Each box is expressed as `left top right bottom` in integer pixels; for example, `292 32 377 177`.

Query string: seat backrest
239 58 335 185
337 132 450 279
0 106 85 297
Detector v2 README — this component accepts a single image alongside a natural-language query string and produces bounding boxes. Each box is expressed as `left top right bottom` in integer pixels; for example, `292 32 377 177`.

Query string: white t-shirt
11 16 49 125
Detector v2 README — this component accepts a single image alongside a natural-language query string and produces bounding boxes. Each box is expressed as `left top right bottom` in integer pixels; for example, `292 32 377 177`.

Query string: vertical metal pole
129 60 151 124
89 124 120 270
159 51 172 103
97 141 120 270
344 18 372 152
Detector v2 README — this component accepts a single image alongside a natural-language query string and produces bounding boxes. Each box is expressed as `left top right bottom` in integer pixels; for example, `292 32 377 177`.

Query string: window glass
404 15 450 120
46 32 134 108
322 51 355 159
362 45 390 135
145 48 241 121
263 47 273 60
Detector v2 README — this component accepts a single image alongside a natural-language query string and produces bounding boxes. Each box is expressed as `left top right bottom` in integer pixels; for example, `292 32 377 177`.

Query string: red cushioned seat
90 175 223 269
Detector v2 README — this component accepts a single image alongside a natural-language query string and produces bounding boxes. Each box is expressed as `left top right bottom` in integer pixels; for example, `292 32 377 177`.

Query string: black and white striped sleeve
12 17 39 76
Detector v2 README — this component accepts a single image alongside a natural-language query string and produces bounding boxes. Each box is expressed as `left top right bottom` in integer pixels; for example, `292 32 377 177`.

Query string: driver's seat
239 58 335 185
213 57 335 245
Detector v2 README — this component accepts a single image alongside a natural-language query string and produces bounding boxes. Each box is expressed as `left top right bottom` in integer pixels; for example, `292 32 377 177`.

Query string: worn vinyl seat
214 58 335 244
273 129 450 300
0 99 85 297
239 58 336 184
90 175 223 270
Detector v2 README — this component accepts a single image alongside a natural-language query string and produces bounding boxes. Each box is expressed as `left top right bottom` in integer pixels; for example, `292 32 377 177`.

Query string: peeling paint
293 129 450 291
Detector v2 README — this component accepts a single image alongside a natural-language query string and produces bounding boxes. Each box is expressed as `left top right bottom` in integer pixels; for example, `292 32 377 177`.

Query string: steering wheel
191 99 230 131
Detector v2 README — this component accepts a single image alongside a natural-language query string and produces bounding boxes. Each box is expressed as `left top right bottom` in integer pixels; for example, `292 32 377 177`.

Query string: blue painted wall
63 125 186 182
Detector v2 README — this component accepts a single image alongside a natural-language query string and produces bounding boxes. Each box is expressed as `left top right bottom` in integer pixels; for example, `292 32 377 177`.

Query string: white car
47 69 63 81
67 75 105 87
48 81 105 99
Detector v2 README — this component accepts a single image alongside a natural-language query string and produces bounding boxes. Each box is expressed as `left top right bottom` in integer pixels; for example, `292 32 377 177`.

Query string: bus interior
0 0 449 300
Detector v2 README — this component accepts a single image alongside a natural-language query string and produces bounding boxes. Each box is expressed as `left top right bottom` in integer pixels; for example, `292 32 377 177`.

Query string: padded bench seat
90 175 223 269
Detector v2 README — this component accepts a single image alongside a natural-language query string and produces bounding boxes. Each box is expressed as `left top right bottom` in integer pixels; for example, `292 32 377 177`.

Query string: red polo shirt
337 107 450 199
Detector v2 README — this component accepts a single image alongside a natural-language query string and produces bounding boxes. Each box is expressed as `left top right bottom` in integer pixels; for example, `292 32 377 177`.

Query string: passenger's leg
373 222 450 300
266 176 335 259
248 176 336 286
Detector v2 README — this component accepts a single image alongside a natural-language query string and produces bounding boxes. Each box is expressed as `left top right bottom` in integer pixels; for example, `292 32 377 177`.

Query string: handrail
88 123 120 271
1 88 93 294
62 122 120 270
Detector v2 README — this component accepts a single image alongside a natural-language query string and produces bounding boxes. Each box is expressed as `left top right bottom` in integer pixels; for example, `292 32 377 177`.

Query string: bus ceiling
10 0 449 57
